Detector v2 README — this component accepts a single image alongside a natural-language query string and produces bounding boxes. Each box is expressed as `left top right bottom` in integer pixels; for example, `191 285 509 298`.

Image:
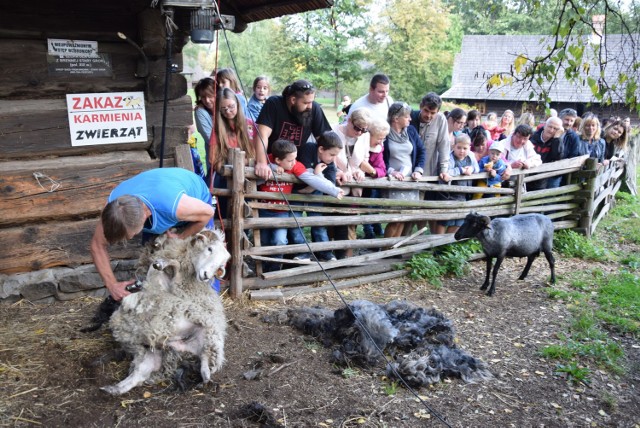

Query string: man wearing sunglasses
254 79 331 180
347 73 394 122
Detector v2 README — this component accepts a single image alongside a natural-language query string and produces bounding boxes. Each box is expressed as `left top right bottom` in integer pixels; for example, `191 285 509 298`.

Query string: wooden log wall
0 2 197 276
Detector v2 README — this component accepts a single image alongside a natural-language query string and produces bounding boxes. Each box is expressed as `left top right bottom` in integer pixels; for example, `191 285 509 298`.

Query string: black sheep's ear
481 216 492 228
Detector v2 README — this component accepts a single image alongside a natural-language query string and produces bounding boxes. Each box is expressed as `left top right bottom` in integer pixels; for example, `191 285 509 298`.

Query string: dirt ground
1 256 639 428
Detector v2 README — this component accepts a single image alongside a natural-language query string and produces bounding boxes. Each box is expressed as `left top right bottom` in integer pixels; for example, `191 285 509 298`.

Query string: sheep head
190 228 230 282
454 212 492 240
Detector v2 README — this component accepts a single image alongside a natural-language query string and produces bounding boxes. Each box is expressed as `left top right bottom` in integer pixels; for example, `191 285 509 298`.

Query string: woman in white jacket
332 107 373 197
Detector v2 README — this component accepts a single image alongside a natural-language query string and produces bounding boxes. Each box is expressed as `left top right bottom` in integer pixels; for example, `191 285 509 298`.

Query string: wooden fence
208 148 629 300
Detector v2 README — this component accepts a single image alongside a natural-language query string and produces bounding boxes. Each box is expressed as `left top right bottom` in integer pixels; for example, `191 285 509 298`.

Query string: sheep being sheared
101 228 230 395
80 232 171 333
454 212 555 296
286 300 492 387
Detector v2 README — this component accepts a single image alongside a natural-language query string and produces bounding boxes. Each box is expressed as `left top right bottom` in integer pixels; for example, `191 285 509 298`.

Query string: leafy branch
486 0 640 114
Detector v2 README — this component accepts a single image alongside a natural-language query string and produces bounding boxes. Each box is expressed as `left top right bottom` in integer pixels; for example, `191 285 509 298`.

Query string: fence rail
212 149 628 299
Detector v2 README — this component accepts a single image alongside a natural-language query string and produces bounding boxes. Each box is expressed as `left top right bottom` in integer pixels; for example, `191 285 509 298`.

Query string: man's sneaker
293 254 311 261
319 254 337 262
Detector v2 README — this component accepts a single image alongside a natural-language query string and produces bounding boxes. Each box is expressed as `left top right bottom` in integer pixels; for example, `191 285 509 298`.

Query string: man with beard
529 117 564 190
347 73 393 122
254 79 331 180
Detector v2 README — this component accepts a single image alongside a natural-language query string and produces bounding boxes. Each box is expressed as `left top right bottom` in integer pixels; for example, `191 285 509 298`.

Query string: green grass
542 267 638 375
405 240 482 286
541 185 640 381
596 191 640 245
554 362 591 385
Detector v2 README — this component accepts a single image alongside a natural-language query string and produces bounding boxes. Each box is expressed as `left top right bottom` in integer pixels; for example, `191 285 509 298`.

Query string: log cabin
0 0 332 301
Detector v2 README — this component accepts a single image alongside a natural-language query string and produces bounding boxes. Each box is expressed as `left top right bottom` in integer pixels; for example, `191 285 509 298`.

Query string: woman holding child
333 107 373 196
331 108 373 257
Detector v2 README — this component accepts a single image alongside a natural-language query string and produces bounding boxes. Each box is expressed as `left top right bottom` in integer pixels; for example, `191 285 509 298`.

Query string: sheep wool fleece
109 168 211 235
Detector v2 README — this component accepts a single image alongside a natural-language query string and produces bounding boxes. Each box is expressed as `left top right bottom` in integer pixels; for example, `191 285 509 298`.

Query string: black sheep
454 212 556 296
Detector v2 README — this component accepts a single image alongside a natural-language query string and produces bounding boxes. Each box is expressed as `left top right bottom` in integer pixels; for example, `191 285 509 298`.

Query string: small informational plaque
66 92 148 146
47 38 112 77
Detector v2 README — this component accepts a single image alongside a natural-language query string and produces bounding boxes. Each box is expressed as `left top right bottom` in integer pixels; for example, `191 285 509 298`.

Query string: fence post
229 149 245 298
578 157 598 238
514 174 524 215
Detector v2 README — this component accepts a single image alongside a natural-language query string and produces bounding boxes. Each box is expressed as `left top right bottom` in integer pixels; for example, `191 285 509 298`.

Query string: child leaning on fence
257 139 343 272
289 131 345 262
436 134 479 234
474 141 508 199
359 118 389 239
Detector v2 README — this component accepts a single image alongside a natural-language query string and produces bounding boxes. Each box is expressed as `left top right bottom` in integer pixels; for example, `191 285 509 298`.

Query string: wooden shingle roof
442 34 639 104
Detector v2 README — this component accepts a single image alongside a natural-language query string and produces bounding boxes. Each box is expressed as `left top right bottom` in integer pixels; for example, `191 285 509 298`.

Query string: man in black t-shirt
254 79 331 180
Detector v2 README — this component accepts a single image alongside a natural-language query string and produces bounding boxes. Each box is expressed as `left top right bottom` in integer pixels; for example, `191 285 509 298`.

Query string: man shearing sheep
90 168 215 301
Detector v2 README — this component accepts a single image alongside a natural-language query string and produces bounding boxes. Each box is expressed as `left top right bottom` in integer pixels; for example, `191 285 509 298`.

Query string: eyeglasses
455 119 466 125
291 82 315 92
220 104 237 113
352 123 369 133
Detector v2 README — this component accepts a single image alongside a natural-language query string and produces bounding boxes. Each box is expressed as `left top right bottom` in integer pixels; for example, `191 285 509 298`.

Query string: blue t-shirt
109 168 211 234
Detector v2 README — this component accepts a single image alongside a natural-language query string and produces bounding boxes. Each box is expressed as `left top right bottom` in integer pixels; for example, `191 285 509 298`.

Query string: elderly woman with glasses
333 107 373 193
329 107 374 258
382 102 426 238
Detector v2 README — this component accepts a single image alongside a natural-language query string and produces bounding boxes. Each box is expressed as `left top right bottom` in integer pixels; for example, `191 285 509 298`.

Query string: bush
553 229 610 261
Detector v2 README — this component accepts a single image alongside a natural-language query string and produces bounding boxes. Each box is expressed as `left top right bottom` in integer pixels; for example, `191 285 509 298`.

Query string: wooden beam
0 219 141 274
0 151 157 226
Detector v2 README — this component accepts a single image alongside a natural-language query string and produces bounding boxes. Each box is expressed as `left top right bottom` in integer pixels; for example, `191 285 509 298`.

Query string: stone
1 270 56 300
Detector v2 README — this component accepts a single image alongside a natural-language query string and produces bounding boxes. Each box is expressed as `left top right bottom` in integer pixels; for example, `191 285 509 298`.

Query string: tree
473 0 640 114
443 0 561 36
267 0 371 106
372 0 462 101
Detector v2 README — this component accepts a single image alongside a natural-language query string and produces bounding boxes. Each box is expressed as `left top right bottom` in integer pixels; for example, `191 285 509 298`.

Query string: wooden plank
174 144 195 172
262 235 457 280
242 260 402 290
0 151 151 173
0 40 143 99
249 270 409 300
0 96 192 160
0 219 141 274
0 152 157 226
229 150 245 298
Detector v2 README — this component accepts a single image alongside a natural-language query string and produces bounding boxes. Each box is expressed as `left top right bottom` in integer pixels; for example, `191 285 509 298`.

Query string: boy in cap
474 141 508 198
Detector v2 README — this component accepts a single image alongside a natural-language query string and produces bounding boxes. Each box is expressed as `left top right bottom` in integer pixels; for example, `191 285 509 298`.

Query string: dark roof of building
442 34 639 104
0 1 334 34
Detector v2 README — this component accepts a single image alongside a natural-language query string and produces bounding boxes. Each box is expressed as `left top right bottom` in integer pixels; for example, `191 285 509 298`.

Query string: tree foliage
372 0 462 101
267 0 371 106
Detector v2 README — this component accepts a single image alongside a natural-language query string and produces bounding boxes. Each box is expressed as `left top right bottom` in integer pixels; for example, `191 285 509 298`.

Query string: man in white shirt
502 124 541 169
347 73 393 122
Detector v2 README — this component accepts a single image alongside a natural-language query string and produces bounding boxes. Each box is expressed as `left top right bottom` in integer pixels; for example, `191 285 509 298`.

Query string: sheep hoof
100 385 122 395
479 284 488 291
